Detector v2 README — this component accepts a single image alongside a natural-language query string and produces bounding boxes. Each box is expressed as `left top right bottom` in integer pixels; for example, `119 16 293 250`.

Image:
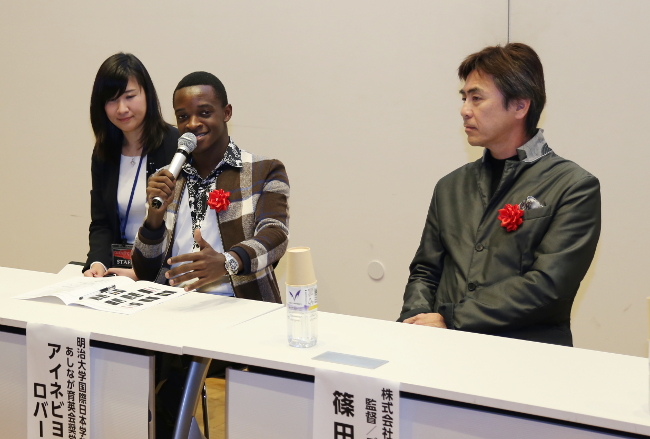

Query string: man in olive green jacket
399 44 600 346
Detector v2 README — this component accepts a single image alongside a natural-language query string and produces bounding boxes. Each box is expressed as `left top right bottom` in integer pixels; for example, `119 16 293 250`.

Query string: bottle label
286 284 318 312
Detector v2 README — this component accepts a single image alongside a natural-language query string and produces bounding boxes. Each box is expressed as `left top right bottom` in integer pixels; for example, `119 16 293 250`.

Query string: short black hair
90 53 168 163
174 71 228 107
459 43 546 137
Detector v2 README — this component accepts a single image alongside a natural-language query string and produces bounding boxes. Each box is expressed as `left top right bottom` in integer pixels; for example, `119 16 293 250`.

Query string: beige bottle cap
286 247 316 286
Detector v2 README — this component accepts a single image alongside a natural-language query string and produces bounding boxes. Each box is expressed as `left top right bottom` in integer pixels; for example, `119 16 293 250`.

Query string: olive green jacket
399 130 601 346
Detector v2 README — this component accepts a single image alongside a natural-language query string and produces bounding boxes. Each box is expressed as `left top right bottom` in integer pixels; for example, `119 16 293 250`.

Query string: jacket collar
223 138 243 168
516 129 552 163
481 129 552 164
182 138 243 181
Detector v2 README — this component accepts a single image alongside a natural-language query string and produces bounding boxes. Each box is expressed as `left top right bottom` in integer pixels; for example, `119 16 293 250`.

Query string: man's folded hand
403 313 447 329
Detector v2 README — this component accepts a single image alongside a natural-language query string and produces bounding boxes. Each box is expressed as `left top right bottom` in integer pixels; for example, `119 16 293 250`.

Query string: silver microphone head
178 132 197 153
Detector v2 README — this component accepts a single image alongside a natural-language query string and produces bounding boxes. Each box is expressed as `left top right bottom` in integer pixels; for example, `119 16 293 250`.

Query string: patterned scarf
180 138 242 251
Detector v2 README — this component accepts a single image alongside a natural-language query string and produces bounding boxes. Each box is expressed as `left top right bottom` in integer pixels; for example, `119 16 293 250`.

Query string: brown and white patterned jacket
132 140 289 303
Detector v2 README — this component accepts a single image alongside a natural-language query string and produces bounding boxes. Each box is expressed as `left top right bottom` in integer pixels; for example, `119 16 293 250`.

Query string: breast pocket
523 205 552 221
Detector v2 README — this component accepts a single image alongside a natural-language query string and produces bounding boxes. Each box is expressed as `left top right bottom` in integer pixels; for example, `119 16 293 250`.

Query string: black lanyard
120 155 145 243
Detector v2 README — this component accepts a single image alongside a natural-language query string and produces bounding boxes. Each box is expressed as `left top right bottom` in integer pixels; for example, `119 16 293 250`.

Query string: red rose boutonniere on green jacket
497 203 524 232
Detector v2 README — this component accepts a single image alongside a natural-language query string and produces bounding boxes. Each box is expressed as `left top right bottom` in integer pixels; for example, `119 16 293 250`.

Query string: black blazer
84 126 179 272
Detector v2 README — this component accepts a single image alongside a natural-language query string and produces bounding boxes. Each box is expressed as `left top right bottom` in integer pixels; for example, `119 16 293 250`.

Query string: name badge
111 244 133 268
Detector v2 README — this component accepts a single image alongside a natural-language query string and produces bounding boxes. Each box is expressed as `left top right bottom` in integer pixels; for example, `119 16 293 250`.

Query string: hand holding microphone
144 133 197 230
151 132 197 209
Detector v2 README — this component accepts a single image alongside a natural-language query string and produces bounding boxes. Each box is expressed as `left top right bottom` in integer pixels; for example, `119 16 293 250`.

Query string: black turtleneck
485 150 519 199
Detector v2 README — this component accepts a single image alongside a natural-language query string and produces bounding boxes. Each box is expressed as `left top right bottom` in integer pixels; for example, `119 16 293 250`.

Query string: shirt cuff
139 221 166 242
438 303 455 329
90 261 108 273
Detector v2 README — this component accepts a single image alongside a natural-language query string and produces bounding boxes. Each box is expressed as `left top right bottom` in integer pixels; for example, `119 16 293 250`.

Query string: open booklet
15 276 189 315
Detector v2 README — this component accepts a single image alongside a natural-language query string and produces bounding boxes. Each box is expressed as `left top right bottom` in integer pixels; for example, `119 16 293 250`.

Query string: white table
2 265 649 438
0 266 282 439
0 267 282 354
184 309 650 438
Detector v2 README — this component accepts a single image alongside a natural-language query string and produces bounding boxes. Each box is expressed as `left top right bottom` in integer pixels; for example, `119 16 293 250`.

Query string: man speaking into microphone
132 71 289 303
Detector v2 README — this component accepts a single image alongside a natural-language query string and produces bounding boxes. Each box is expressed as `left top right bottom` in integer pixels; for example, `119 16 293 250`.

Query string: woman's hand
105 268 138 281
83 263 106 277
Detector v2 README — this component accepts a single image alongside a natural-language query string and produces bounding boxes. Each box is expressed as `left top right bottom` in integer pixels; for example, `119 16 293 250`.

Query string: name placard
27 323 91 439
313 368 400 439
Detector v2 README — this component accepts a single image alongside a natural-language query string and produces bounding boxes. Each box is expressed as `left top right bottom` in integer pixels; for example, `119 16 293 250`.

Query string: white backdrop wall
510 1 650 356
0 1 645 356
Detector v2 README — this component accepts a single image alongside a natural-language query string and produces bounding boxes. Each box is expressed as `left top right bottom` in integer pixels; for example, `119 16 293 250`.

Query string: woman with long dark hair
83 53 178 279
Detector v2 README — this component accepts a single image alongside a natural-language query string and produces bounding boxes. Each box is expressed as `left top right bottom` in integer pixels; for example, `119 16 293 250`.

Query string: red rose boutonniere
207 189 231 212
497 203 524 232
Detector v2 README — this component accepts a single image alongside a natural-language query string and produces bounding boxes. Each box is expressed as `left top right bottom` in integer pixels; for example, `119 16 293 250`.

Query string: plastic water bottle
286 282 318 348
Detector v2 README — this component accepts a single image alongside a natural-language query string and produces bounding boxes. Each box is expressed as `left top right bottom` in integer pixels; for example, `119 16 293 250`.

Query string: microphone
151 132 197 209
